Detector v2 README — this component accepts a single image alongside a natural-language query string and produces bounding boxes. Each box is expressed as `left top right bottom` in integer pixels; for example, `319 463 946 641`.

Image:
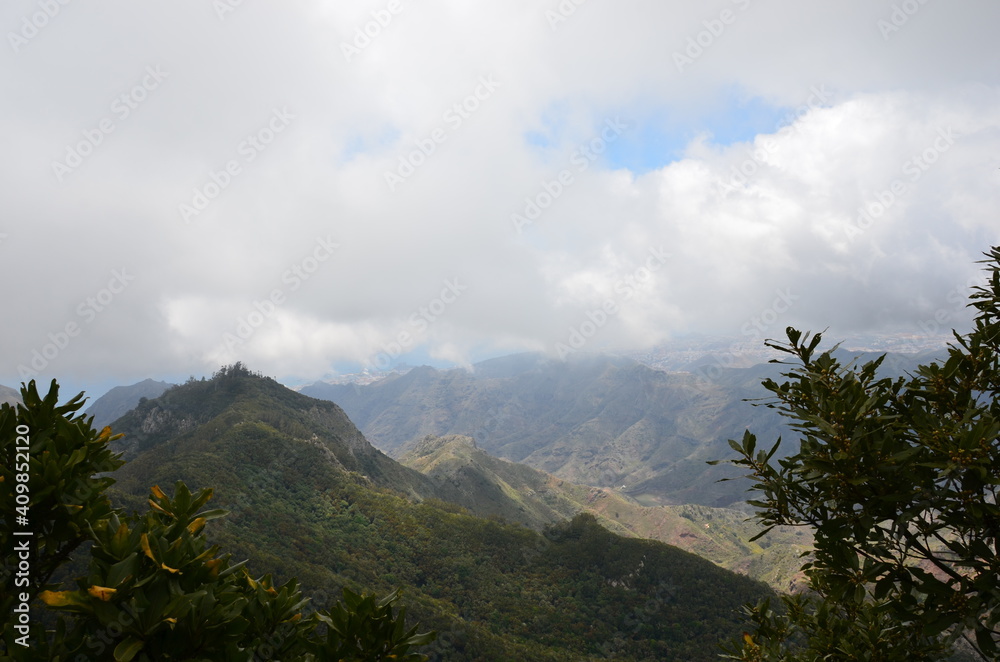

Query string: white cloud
2 0 998 390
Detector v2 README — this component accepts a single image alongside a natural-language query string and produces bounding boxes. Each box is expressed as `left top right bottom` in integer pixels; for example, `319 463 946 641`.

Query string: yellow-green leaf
147 499 172 516
88 586 117 601
187 517 207 535
205 558 223 578
140 533 155 562
39 590 89 609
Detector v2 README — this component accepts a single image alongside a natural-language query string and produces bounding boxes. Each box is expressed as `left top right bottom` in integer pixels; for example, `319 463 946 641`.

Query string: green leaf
764 437 782 461
108 553 139 587
748 525 776 542
114 636 145 662
976 625 998 657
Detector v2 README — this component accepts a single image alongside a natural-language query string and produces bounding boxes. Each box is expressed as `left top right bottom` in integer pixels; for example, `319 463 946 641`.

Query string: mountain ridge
100 365 775 660
84 377 174 429
303 348 940 507
108 366 440 502
302 352 784 506
400 433 810 592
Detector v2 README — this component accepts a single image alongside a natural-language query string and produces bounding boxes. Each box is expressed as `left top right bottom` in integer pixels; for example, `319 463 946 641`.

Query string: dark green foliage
35 482 306 661
1 379 434 661
717 247 1000 661
1 380 124 612
313 588 434 661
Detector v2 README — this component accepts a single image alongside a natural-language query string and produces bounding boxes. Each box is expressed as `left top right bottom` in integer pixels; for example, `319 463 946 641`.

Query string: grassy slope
402 434 812 593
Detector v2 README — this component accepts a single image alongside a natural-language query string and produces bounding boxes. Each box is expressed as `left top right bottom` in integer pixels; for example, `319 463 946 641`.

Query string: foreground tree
1 379 434 661
718 247 1000 661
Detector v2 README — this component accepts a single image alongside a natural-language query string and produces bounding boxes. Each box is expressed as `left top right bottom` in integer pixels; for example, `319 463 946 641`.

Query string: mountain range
300 348 941 509
96 364 774 660
300 352 788 507
0 336 959 658
73 364 808 591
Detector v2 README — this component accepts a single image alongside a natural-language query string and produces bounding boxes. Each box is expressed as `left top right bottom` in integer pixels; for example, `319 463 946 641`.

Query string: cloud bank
2 0 998 390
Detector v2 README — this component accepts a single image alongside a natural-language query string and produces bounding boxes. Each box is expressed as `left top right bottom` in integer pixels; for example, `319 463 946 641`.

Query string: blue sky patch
602 94 792 173
524 91 793 174
340 125 401 162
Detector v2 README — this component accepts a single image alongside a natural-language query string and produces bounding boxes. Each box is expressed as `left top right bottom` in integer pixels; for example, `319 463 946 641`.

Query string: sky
2 0 999 398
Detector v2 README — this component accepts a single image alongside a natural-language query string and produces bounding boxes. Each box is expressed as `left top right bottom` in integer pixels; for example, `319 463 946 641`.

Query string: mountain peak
106 367 447 504
209 362 276 383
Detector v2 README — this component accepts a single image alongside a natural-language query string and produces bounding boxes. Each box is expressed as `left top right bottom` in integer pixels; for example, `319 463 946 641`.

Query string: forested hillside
103 366 775 660
401 433 810 592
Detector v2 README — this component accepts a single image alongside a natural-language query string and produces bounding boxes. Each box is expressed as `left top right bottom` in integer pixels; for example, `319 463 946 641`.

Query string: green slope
106 367 774 661
109 365 438 501
401 434 811 593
